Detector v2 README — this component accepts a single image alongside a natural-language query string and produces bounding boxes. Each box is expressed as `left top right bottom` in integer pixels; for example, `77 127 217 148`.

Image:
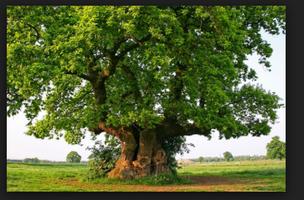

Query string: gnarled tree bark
96 118 210 179
96 121 170 179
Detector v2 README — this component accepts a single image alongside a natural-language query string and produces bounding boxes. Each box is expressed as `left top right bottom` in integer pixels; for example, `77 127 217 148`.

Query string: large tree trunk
107 129 170 179
96 118 210 179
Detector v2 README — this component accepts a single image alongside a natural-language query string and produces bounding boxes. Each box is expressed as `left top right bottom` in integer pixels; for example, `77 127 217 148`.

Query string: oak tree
7 6 285 179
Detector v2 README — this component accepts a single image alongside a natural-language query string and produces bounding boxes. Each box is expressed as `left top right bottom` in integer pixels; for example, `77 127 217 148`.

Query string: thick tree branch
98 121 133 140
88 34 152 82
156 118 211 138
64 71 93 81
183 124 211 137
24 22 41 41
164 64 187 119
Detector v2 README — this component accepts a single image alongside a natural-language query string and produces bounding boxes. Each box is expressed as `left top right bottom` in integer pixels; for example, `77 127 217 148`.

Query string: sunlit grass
7 159 285 192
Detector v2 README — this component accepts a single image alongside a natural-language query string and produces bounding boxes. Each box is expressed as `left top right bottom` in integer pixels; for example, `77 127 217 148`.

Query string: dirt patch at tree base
52 176 269 192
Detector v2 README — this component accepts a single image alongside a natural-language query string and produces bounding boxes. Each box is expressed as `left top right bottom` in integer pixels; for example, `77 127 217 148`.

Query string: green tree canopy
66 151 81 163
7 6 285 178
198 156 204 163
223 151 234 161
266 136 286 160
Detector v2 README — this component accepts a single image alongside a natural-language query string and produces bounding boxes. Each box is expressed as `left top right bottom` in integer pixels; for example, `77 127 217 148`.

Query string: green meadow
7 159 285 192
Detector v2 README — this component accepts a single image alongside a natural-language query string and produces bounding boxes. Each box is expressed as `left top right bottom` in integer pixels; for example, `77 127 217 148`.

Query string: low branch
98 121 132 140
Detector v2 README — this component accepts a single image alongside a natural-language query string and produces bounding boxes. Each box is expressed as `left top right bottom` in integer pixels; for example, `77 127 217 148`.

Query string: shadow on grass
179 168 285 179
83 173 193 186
82 167 285 187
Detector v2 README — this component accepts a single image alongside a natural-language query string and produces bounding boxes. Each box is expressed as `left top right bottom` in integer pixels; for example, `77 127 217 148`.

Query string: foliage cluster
223 151 234 161
66 151 81 163
161 136 194 174
87 135 121 179
266 136 285 160
7 5 285 142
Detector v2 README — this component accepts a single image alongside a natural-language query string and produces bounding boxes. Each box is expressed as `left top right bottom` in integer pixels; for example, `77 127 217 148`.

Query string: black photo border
1 0 302 200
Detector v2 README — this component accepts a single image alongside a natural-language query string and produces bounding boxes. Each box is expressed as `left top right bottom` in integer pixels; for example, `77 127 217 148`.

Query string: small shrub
162 136 194 174
87 136 121 179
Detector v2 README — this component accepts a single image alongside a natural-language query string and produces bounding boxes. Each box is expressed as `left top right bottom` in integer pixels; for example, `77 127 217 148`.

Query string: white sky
7 31 285 161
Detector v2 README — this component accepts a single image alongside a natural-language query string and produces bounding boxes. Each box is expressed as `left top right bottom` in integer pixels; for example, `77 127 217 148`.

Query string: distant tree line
23 157 40 163
190 136 285 163
7 158 88 164
7 151 86 164
190 155 268 163
8 137 285 166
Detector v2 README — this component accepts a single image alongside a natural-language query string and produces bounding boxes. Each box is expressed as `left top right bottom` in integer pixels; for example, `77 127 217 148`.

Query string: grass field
7 159 285 192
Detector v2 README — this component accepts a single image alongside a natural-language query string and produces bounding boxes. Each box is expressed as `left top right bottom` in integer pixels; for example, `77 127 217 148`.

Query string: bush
66 151 81 163
87 136 121 179
266 136 286 160
162 136 194 174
